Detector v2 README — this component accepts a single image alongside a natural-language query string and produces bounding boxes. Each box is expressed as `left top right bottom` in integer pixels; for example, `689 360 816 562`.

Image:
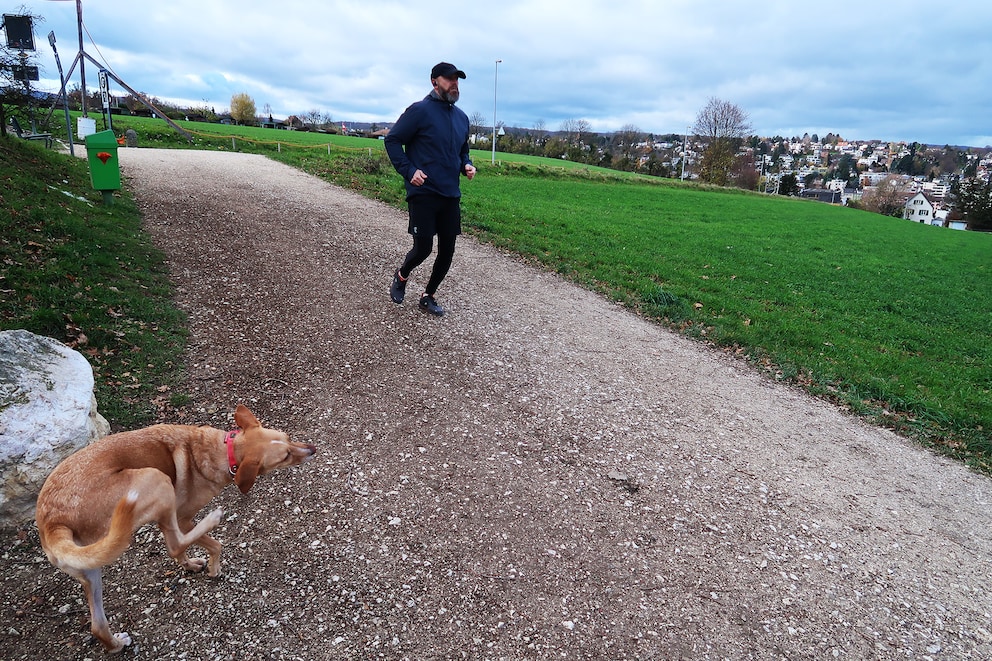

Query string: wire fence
179 125 385 157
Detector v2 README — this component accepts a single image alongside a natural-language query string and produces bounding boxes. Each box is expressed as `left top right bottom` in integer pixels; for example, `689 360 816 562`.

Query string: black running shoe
390 269 406 304
418 294 444 316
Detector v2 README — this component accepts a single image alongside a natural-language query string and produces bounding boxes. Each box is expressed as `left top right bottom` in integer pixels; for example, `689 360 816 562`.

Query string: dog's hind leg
128 468 225 573
76 567 132 653
198 533 223 577
178 517 224 577
160 508 224 571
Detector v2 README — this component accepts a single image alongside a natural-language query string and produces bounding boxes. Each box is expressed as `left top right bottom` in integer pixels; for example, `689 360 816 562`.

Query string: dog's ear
234 404 261 430
234 458 261 494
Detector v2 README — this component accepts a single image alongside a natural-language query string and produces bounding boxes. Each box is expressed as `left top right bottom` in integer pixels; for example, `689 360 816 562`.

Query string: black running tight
399 232 457 296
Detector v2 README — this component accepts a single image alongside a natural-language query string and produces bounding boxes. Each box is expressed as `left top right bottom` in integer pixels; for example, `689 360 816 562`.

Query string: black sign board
12 64 40 81
3 15 35 51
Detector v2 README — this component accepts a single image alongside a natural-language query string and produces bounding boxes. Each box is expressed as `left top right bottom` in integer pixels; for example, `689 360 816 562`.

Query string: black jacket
385 92 473 200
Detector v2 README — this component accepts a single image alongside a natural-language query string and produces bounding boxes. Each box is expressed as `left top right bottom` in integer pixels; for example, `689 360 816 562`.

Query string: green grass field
0 134 188 428
11 113 992 467
464 168 991 451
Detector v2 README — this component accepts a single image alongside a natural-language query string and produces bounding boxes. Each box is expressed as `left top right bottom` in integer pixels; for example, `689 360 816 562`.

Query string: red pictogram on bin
96 151 112 164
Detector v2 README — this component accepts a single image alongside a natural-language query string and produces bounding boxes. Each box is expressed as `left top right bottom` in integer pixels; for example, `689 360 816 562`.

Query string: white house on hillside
903 192 936 224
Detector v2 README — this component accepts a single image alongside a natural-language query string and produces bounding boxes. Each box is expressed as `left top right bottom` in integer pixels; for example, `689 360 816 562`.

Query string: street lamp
492 59 501 165
681 126 689 180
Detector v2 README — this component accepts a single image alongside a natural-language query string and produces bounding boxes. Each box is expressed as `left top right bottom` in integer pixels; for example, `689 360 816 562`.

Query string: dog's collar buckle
224 430 239 477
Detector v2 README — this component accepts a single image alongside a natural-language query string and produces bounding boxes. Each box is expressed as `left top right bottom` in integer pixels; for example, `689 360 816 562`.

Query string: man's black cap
431 62 466 80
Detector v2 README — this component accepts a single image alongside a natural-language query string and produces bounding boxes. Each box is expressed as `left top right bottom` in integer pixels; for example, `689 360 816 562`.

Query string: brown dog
35 404 317 653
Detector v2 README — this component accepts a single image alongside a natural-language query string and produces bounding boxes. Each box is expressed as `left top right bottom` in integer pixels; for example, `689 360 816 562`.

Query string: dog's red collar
224 430 239 477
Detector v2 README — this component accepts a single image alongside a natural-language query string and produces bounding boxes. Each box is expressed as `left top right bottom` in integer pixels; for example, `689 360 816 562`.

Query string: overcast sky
9 0 992 147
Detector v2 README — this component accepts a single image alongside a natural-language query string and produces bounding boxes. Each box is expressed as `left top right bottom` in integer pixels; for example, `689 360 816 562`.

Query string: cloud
14 0 992 146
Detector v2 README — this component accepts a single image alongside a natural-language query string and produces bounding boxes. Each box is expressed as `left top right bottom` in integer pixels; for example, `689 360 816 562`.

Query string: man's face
433 74 460 104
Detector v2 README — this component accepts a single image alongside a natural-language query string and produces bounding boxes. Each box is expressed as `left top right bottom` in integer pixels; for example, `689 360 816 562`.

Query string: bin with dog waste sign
84 130 121 204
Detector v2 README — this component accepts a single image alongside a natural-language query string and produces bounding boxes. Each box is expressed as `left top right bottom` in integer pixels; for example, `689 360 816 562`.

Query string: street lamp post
682 126 689 180
492 59 501 165
73 0 87 117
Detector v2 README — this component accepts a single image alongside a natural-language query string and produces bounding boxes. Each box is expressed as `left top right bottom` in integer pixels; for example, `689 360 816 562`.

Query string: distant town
258 112 992 232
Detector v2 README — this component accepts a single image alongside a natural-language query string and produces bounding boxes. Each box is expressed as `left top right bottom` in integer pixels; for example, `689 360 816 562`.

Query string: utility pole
492 59 501 165
75 0 87 116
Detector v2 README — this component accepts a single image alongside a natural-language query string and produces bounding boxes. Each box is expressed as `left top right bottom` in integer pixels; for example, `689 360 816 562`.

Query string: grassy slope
0 135 188 429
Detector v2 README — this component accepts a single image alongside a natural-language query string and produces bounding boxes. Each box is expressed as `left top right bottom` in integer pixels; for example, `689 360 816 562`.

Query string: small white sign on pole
77 116 96 139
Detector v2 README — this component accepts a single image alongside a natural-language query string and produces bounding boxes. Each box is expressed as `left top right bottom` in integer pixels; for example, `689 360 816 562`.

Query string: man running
384 62 477 316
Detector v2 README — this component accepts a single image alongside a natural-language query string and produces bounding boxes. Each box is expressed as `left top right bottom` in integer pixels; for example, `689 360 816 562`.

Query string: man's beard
440 88 460 104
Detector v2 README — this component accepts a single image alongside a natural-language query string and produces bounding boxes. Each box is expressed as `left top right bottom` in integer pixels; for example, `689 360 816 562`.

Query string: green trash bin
84 130 121 202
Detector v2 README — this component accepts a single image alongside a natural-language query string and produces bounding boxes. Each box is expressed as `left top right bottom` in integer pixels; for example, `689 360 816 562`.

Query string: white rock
0 330 110 527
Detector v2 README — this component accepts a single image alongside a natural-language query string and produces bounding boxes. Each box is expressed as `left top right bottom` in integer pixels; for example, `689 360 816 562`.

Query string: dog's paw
182 556 208 572
200 507 224 533
109 631 132 653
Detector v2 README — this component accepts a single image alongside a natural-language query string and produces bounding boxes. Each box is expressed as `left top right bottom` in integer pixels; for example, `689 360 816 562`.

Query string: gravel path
4 148 991 660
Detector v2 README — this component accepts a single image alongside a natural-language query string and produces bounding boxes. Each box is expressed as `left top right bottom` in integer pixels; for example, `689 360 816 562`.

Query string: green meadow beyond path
6 148 992 660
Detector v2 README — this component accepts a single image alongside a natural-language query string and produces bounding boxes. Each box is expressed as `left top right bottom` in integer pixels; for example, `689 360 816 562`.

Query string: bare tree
469 111 487 138
860 175 909 217
301 108 323 129
609 124 644 171
613 123 641 145
560 118 591 144
693 98 752 186
693 97 751 142
575 119 591 143
613 124 643 150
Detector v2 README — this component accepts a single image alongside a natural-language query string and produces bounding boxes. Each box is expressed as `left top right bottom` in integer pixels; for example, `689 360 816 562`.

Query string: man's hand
464 164 477 180
411 169 428 186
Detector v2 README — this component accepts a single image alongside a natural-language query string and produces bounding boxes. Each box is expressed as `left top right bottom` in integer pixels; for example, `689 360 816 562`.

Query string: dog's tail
43 490 139 571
